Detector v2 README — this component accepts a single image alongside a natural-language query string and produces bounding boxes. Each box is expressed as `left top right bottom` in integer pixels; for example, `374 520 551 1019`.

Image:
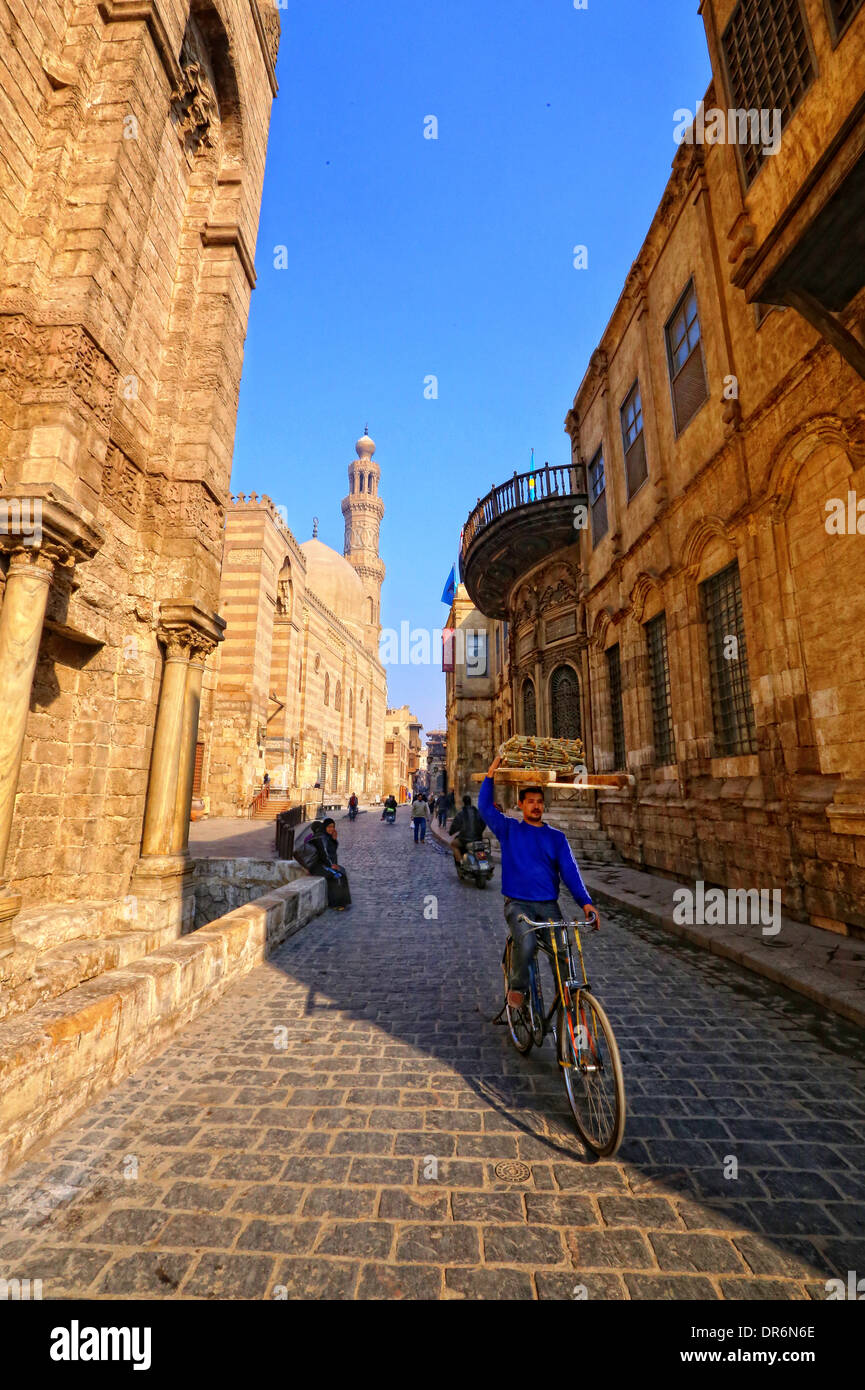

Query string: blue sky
231 0 712 737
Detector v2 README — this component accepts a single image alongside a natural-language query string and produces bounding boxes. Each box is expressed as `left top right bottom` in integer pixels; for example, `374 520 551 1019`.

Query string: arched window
324 673 330 705
335 681 342 711
364 596 374 624
550 665 581 740
359 473 365 493
522 679 537 735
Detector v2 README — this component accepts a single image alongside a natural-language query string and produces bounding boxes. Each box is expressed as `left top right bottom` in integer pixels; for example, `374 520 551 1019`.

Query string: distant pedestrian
411 793 429 843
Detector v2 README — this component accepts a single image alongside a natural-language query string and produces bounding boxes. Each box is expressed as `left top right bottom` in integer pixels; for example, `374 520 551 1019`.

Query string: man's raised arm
478 754 508 839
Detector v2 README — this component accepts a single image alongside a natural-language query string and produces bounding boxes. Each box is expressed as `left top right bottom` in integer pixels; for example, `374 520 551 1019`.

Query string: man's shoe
507 989 526 1008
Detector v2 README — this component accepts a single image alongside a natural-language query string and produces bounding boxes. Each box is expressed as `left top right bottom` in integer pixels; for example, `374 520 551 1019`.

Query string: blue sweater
478 777 592 907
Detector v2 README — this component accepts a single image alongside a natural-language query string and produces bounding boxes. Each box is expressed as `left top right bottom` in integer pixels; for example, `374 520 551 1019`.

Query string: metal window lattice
829 0 863 34
722 0 814 184
523 681 537 736
645 614 675 766
606 645 626 771
550 665 582 741
702 562 758 756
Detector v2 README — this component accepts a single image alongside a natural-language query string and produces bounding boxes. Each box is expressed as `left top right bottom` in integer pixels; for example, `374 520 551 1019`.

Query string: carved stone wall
0 0 280 908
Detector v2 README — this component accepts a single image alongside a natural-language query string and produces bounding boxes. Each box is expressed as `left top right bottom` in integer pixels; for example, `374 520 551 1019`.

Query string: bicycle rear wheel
558 990 625 1157
503 939 533 1054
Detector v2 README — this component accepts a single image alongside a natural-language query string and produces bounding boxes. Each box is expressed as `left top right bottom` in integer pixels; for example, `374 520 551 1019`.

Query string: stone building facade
425 729 447 796
197 433 388 812
461 0 865 933
0 0 281 967
444 584 510 803
383 704 422 802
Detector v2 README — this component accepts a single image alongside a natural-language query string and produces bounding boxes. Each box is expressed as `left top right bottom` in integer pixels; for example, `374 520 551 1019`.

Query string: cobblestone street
2 808 864 1301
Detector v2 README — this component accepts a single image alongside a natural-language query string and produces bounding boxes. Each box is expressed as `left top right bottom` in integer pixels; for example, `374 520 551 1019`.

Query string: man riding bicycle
479 753 599 1007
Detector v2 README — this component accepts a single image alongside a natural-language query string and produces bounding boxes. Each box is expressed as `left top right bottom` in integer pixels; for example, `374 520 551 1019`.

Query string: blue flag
441 565 456 605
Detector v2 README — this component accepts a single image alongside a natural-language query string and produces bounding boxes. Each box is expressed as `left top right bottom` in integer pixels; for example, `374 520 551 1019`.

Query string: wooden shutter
625 432 648 498
672 347 708 434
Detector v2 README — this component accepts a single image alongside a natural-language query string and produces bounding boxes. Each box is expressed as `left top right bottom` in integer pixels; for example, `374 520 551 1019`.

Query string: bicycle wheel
558 990 625 1157
503 939 533 1054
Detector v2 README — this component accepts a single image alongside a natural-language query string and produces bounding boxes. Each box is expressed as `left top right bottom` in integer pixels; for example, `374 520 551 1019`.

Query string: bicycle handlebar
516 916 594 932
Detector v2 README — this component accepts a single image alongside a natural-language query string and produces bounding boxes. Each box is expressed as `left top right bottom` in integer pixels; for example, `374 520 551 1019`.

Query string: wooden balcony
459 463 587 619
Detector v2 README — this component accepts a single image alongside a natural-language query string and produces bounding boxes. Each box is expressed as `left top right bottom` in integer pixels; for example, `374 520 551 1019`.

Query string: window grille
666 281 708 434
523 680 537 735
550 665 582 741
589 447 608 545
606 645 626 770
701 561 758 755
722 0 814 184
645 614 675 765
828 0 863 38
621 381 648 499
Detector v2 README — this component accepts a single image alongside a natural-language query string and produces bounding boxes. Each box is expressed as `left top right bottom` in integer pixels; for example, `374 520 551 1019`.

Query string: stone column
172 635 215 855
132 600 224 933
0 488 103 959
140 629 192 858
0 549 57 953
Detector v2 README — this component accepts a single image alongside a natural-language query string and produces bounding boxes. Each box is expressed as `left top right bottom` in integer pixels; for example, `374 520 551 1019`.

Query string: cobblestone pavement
2 808 864 1300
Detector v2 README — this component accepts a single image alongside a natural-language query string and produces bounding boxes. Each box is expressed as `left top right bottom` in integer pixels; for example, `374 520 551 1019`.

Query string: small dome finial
356 429 376 459
312 516 319 538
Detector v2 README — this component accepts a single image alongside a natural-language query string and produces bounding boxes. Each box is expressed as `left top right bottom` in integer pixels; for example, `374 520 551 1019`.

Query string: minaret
342 428 385 653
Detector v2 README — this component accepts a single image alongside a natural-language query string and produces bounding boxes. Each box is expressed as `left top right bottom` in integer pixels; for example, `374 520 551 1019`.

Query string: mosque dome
300 537 366 625
355 431 376 459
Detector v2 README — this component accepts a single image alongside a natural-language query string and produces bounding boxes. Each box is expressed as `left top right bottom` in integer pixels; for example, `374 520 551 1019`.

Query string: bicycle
501 916 626 1157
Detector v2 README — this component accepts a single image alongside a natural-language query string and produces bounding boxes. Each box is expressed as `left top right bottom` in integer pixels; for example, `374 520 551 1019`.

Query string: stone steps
252 800 295 821
0 875 326 1181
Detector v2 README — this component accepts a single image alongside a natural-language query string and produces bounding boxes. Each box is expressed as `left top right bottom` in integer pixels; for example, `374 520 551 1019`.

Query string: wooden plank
471 771 633 788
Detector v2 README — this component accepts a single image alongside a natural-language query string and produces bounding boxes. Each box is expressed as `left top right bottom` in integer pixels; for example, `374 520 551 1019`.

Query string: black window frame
645 613 676 767
522 679 537 736
701 560 758 758
550 664 582 742
606 644 626 771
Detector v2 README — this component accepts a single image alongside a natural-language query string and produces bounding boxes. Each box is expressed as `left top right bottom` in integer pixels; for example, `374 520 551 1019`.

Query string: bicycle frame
517 917 598 1069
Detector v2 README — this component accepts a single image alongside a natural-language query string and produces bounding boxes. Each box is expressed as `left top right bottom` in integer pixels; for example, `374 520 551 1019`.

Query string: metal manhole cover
494 1160 531 1182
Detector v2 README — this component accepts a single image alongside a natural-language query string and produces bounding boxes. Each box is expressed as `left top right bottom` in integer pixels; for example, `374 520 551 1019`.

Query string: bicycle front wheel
559 990 625 1157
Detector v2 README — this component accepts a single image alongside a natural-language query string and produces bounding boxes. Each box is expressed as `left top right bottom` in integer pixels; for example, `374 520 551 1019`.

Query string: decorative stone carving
0 317 119 428
172 29 218 154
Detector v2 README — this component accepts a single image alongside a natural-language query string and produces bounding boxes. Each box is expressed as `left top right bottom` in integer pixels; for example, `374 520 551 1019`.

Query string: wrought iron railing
461 462 587 560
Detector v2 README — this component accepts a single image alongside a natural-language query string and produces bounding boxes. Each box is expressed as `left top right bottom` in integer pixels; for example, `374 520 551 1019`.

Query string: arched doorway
550 664 581 741
522 679 537 736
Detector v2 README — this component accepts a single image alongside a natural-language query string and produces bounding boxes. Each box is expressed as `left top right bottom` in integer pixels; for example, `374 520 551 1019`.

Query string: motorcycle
348 803 358 821
382 805 396 825
456 837 495 889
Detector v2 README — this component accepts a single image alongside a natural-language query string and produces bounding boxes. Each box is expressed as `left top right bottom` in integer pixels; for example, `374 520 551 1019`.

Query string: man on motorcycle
348 792 358 819
449 794 486 868
381 794 397 820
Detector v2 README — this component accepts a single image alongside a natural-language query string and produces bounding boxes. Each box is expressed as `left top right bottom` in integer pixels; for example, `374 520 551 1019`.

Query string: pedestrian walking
411 792 429 843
